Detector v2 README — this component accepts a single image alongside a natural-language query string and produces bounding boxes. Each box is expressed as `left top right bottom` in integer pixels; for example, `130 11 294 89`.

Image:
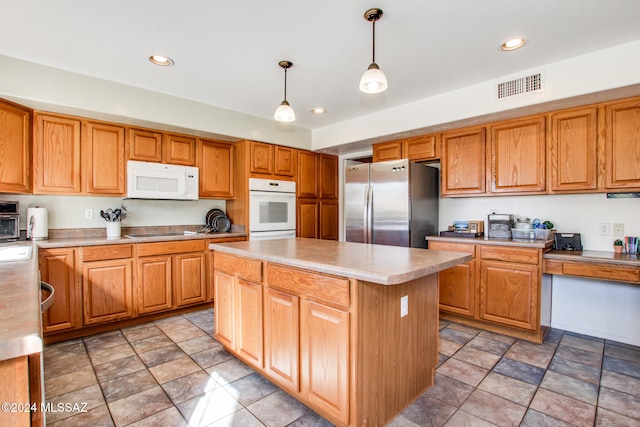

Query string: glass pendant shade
360 62 388 94
274 100 295 122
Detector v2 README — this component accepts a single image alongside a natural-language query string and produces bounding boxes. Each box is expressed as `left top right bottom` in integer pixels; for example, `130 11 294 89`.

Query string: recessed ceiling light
148 55 174 66
500 38 526 51
311 107 326 115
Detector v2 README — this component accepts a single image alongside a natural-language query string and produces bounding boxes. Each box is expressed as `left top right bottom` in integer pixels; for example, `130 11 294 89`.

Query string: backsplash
0 194 227 231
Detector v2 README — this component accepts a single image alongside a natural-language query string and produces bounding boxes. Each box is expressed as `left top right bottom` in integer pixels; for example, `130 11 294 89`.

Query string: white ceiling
2 0 640 130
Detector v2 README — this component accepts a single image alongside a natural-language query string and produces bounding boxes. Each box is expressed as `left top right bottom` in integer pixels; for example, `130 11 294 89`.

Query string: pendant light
360 8 387 94
274 60 295 122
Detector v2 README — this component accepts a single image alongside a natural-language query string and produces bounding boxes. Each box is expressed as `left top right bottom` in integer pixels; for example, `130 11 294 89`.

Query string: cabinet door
250 141 274 175
438 261 476 317
236 279 263 369
297 150 318 198
319 199 338 241
479 260 538 330
83 121 126 195
33 113 82 194
82 259 134 325
372 141 404 162
174 252 207 307
405 134 439 161
39 248 80 334
441 127 486 196
199 139 234 199
549 108 598 192
165 133 197 166
605 98 640 189
489 116 546 194
274 145 296 177
319 154 338 199
213 270 235 349
0 100 31 193
297 198 319 238
264 288 300 392
137 255 172 315
127 127 163 162
301 300 349 425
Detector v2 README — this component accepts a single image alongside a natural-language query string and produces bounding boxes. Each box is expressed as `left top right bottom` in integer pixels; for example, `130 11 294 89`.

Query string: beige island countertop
208 237 471 285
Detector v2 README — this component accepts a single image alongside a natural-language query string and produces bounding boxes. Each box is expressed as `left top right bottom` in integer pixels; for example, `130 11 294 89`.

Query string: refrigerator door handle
366 185 373 243
363 185 369 243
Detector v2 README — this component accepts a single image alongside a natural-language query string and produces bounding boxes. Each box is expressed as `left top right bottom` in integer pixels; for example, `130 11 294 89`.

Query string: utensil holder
106 222 121 238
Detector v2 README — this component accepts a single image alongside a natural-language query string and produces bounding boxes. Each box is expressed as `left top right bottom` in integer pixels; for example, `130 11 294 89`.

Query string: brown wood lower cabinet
264 288 300 392
430 239 550 343
81 245 134 325
39 247 81 334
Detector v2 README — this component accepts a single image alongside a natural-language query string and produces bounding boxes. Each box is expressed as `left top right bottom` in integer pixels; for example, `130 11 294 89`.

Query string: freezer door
370 159 410 247
345 163 370 243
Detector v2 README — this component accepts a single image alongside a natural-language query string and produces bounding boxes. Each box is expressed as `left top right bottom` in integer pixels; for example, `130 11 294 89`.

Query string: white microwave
126 160 199 200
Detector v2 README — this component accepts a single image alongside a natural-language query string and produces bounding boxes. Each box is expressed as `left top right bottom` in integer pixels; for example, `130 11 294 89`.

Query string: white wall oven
249 178 296 240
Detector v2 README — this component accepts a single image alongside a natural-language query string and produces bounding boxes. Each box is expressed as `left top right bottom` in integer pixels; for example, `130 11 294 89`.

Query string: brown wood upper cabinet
605 97 640 189
0 99 31 193
489 115 546 194
441 126 486 196
549 107 598 192
199 139 234 199
249 141 296 178
33 113 82 194
319 154 338 199
83 121 126 195
372 134 439 163
127 128 197 166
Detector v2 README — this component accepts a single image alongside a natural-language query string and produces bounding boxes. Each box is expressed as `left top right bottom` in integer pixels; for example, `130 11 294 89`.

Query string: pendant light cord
283 67 288 102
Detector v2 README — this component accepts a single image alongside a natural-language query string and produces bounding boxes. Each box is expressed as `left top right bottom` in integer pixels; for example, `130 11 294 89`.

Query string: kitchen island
209 238 471 427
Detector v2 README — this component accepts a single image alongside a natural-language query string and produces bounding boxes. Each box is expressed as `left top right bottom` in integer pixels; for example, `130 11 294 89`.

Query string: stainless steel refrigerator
345 159 438 248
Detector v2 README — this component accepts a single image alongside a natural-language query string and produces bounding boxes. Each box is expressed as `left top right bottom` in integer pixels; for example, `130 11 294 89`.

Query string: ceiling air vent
496 72 544 100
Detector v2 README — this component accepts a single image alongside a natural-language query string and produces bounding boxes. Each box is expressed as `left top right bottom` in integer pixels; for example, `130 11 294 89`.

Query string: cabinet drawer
562 262 640 283
82 244 133 262
137 240 205 257
428 241 475 258
266 264 349 308
480 246 539 264
214 252 262 282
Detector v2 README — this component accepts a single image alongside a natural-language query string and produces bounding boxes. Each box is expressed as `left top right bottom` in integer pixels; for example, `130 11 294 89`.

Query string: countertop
425 235 554 249
209 238 472 285
37 231 246 249
544 250 640 266
0 242 42 361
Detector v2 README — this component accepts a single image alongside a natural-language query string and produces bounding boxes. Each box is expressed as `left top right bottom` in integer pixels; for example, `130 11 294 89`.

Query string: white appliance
126 160 199 200
249 178 296 240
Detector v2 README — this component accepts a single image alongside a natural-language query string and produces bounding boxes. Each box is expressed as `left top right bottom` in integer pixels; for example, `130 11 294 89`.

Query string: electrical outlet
84 208 93 220
613 223 624 237
400 295 408 317
599 223 610 236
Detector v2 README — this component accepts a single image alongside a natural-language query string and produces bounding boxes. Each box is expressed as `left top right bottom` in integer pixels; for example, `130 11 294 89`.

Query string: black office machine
554 233 583 251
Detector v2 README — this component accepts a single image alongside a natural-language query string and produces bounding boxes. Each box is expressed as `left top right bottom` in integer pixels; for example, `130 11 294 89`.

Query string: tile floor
43 309 640 426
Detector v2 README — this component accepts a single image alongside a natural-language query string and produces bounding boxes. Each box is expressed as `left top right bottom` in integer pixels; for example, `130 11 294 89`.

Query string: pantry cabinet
297 150 319 198
441 127 486 196
33 113 82 194
604 98 640 189
0 99 31 193
549 107 598 192
297 198 319 239
81 245 134 325
199 139 234 199
319 199 339 241
489 115 546 194
39 248 81 334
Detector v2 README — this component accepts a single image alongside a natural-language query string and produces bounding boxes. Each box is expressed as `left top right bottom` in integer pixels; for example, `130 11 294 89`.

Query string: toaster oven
0 201 20 242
